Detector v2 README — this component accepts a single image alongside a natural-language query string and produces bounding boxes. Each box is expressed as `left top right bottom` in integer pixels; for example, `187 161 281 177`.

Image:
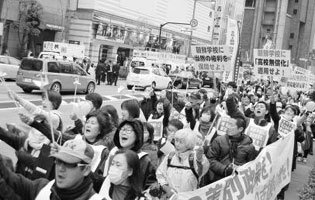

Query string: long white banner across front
176 132 294 200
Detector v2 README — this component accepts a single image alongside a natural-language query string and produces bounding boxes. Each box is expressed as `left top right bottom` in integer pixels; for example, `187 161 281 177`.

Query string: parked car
16 58 96 94
169 71 203 89
0 56 21 80
126 66 172 90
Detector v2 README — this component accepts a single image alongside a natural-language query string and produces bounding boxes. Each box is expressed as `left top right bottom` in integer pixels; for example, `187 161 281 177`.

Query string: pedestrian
120 99 141 122
0 139 105 200
107 60 113 85
112 61 120 86
95 59 105 85
141 122 159 169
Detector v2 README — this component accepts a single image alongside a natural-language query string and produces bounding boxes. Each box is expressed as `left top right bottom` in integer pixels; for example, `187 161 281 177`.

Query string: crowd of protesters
0 76 314 200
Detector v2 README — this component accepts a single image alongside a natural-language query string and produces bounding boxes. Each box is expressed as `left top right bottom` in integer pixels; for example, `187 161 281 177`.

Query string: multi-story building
0 0 67 57
65 0 214 64
240 0 315 68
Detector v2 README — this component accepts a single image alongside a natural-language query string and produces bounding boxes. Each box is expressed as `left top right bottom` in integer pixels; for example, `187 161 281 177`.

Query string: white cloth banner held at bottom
176 131 294 200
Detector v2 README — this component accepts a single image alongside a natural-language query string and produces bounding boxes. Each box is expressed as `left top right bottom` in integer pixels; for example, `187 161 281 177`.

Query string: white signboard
43 41 85 58
132 50 186 64
253 49 291 79
192 45 231 72
287 74 310 92
212 0 226 42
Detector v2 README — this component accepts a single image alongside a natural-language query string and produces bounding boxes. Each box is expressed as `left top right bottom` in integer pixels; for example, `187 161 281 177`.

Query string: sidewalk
286 141 315 200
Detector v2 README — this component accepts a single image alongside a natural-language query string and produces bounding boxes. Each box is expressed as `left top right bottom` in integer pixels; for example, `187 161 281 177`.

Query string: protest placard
216 115 232 135
191 45 231 72
176 131 294 200
278 118 296 137
148 118 163 141
244 119 271 150
253 49 291 79
286 74 309 92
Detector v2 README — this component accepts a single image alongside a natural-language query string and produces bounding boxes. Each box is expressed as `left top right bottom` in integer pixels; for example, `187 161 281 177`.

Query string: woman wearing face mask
99 150 142 200
101 120 156 191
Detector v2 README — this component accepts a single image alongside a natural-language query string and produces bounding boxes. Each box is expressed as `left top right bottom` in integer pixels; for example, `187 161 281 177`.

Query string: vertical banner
226 18 240 82
253 49 291 79
176 132 294 200
191 45 231 72
213 0 226 43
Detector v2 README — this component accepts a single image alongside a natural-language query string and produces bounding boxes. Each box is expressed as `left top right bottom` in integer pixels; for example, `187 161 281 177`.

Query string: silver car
0 55 21 80
16 58 96 94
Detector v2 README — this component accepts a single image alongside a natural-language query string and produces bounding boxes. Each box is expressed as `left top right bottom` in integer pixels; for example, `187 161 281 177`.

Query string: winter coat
156 150 209 192
206 134 256 182
140 95 157 121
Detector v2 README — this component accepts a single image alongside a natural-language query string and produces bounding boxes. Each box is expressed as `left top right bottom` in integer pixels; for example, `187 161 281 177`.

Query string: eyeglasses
120 128 134 135
54 159 87 169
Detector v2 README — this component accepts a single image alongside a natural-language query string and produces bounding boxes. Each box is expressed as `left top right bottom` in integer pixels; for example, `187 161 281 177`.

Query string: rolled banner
0 71 7 77
306 101 315 112
73 77 81 85
117 85 125 93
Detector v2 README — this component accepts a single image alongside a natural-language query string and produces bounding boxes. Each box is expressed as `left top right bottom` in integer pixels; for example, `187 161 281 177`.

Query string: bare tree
13 0 43 57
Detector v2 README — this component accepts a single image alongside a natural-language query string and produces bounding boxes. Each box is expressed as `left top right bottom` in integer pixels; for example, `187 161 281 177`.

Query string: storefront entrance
117 47 131 66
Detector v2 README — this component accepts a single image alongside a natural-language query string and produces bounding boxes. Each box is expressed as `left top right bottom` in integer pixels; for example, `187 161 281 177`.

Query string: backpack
167 151 199 180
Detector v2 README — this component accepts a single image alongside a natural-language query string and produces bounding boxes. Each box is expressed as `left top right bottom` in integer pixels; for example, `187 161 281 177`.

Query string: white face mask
200 114 211 122
108 166 127 185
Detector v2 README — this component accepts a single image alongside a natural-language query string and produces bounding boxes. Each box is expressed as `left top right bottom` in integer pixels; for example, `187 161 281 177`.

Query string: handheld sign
148 116 164 141
306 101 315 112
278 118 296 137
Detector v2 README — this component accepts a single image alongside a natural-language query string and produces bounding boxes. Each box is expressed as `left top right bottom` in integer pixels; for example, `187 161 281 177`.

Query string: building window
295 0 298 2
289 45 293 49
267 29 271 32
245 0 255 7
293 9 298 14
290 33 294 38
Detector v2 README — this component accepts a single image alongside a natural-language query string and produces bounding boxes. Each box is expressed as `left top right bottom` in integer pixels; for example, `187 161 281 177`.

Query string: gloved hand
224 163 234 176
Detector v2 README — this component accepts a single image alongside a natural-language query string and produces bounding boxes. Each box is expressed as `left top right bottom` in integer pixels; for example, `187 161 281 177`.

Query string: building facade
240 0 315 68
0 0 67 57
65 0 214 64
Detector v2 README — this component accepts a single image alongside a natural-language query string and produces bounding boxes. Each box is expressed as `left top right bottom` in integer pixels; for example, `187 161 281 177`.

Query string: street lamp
158 22 191 49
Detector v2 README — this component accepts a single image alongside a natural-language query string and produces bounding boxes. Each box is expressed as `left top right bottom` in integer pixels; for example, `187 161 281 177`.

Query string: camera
149 183 165 198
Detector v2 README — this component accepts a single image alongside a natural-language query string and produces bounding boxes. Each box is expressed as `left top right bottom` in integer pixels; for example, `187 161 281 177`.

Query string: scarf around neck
51 176 95 200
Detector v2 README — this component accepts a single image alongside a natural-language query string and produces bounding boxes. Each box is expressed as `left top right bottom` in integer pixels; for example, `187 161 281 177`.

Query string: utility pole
187 0 197 58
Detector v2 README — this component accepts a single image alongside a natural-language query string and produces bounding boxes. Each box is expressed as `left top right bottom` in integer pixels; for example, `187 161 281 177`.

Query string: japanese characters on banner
177 132 294 200
253 49 291 79
213 0 226 42
216 115 231 135
286 74 309 92
43 41 85 58
278 118 296 137
148 118 163 141
132 50 186 64
191 45 231 72
244 120 270 150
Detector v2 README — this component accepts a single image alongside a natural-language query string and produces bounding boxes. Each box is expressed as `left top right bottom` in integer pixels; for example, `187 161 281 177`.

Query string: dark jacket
140 94 157 121
206 134 256 182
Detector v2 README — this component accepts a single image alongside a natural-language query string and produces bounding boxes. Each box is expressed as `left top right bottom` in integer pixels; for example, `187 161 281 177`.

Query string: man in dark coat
112 61 120 86
95 59 105 85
